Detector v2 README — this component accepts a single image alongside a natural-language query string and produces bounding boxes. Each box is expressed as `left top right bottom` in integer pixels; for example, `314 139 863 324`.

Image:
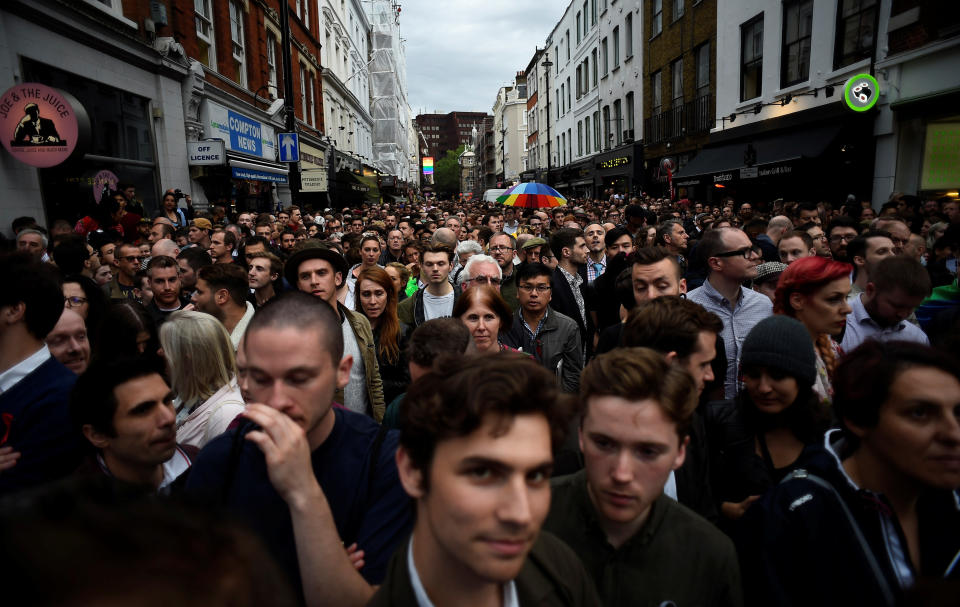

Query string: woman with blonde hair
160 310 245 448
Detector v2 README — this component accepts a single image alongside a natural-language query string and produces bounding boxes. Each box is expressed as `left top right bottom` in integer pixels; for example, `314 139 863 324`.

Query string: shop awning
674 125 839 182
228 154 289 183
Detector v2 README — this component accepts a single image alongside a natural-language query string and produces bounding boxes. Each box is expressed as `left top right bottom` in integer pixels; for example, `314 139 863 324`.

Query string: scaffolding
366 0 410 183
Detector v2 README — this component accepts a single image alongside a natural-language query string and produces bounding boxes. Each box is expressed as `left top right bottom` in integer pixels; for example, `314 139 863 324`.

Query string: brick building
414 111 491 164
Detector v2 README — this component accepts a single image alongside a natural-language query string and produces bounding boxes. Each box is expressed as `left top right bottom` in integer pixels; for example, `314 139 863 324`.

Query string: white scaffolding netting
367 0 410 182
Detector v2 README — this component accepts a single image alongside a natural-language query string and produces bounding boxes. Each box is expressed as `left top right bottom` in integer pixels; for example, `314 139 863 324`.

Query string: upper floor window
602 38 609 75
674 0 684 21
781 0 813 87
625 14 634 57
266 33 278 97
566 30 571 60
652 70 662 114
695 41 710 97
577 12 582 44
835 0 877 68
194 0 216 69
671 58 683 103
613 27 620 67
652 0 663 37
228 1 247 87
741 15 763 101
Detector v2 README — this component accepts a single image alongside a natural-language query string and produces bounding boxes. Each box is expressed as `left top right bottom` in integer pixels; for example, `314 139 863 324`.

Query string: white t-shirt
422 290 455 321
341 315 368 415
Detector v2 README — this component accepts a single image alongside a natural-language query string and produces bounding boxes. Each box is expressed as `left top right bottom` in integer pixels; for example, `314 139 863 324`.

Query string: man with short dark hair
192 263 255 349
148 222 175 245
145 256 187 326
248 251 281 308
71 357 192 493
105 242 143 302
0 253 84 493
398 244 460 327
778 230 816 264
501 262 582 392
46 309 90 375
550 228 594 355
847 230 896 300
657 220 689 261
487 232 519 310
285 243 385 419
280 229 297 254
176 246 212 299
545 348 741 606
826 215 860 262
738 340 960 606
796 202 821 226
187 293 412 605
208 229 236 264
840 255 931 351
374 354 598 605
687 228 772 398
584 223 607 283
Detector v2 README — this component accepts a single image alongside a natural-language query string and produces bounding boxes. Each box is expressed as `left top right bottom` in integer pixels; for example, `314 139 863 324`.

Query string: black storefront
594 141 644 198
672 104 876 207
328 149 377 209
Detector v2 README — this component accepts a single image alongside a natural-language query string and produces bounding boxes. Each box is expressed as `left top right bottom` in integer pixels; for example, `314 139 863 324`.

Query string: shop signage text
713 173 733 183
205 101 275 161
740 167 758 179
598 156 630 169
759 165 792 177
1 82 81 168
231 167 287 183
187 140 225 165
299 142 328 193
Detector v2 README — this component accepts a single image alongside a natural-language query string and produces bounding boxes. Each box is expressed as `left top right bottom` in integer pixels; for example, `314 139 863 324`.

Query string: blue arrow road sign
278 132 299 162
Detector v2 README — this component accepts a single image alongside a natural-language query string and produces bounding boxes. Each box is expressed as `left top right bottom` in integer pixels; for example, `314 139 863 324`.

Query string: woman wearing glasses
355 266 410 404
773 256 853 405
452 286 515 355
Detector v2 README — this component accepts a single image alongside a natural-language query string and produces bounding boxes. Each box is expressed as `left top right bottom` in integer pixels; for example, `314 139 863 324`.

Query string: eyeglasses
518 284 552 293
714 245 761 259
64 296 88 307
829 234 855 243
489 245 513 253
121 255 142 262
469 276 502 286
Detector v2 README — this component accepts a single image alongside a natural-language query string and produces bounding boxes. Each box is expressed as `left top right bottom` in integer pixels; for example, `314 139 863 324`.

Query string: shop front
557 158 596 200
190 99 285 214
329 150 370 209
298 138 331 211
594 142 644 199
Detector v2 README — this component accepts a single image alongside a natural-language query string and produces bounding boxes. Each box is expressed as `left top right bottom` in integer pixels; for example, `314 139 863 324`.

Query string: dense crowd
1 185 959 606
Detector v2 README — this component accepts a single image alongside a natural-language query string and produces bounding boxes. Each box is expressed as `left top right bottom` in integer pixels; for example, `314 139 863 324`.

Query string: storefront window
23 59 159 225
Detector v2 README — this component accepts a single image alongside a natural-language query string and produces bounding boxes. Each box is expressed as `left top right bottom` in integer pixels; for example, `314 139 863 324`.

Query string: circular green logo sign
844 73 879 112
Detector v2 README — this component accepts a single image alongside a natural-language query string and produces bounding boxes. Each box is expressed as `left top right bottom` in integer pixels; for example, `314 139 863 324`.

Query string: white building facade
492 77 528 183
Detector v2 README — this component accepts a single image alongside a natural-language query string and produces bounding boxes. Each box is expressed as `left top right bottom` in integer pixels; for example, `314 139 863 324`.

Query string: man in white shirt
398 244 460 328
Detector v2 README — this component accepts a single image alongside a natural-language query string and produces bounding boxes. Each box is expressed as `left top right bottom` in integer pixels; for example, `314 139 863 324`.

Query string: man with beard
191 263 255 350
825 215 860 262
175 247 212 301
550 228 594 356
487 233 519 311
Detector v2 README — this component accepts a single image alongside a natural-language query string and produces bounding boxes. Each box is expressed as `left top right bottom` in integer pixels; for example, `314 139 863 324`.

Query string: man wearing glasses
461 254 502 292
487 232 520 311
501 263 582 393
105 242 143 303
687 228 772 399
825 216 861 262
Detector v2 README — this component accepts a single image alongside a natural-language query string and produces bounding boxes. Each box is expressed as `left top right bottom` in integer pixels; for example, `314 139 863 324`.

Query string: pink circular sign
1 82 79 168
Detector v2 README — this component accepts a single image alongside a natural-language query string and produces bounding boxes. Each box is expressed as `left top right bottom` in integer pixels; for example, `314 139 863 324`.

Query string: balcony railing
644 94 713 145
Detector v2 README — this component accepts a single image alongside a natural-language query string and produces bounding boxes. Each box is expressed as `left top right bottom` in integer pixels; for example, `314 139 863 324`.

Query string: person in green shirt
544 347 743 607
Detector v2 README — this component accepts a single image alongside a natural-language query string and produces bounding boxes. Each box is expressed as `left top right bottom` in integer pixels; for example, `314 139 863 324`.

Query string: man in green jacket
285 242 385 421
544 348 742 607
370 354 599 606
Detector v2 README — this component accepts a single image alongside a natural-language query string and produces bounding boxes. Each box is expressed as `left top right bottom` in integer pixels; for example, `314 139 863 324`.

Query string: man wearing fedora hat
285 242 385 421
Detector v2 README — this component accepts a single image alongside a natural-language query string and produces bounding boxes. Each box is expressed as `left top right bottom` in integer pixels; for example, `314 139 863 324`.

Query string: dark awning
674 125 840 181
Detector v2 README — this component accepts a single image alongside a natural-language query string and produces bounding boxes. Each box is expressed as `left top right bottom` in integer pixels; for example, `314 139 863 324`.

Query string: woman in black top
355 266 410 405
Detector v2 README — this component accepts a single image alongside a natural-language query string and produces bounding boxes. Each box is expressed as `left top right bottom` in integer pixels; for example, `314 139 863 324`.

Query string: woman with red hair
774 256 853 405
355 266 410 405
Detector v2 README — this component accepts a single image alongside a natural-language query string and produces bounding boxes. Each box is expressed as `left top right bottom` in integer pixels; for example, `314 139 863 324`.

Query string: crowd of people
1 187 959 606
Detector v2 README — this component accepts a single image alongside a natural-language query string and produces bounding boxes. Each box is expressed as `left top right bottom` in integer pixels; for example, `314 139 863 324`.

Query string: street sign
843 73 879 112
278 132 299 162
187 140 225 165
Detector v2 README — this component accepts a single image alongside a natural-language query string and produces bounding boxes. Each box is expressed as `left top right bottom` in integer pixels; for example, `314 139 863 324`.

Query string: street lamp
541 56 553 185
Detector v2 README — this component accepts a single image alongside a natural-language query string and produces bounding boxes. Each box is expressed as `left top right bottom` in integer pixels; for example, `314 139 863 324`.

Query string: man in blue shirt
186 292 412 605
687 228 772 398
840 255 931 352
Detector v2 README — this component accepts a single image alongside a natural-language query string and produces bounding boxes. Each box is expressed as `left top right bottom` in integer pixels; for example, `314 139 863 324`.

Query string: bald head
767 215 793 242
431 227 457 248
151 238 180 259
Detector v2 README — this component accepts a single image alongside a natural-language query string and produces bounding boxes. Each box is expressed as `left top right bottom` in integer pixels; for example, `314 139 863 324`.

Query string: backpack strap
781 469 897 607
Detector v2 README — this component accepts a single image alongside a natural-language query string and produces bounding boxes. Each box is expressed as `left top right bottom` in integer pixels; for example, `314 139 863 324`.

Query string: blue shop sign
231 167 287 183
204 100 276 161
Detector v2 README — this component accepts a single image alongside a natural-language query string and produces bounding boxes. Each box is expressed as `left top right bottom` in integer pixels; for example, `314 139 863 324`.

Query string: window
556 89 560 119
672 58 683 103
652 0 662 37
591 0 597 25
560 83 565 114
308 74 316 127
577 121 583 155
577 12 582 44
299 63 307 121
562 132 566 164
266 33 278 98
302 0 308 29
782 0 813 87
835 0 877 68
625 14 634 57
652 70 662 114
585 115 591 153
602 105 610 149
194 0 216 69
228 1 247 86
568 128 572 162
695 42 710 96
740 15 763 101
613 99 622 145
593 110 600 149
601 37 609 75
556 136 560 164
583 2 589 35
567 77 572 109
591 48 598 86
566 30 571 60
674 0 684 21
555 47 559 73
613 27 620 67
625 92 634 132
576 65 582 98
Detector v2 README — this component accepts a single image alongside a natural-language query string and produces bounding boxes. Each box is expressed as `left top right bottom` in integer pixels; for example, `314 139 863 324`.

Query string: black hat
283 242 348 288
740 315 817 387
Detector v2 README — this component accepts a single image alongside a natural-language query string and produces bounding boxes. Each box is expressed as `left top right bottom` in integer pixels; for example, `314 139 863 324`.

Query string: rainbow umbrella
496 182 567 208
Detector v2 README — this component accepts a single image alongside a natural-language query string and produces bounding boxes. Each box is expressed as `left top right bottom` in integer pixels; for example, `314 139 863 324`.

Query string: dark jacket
397 285 462 328
500 308 583 392
373 324 411 406
550 265 594 357
545 470 742 607
736 430 960 607
499 265 520 311
367 531 601 606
